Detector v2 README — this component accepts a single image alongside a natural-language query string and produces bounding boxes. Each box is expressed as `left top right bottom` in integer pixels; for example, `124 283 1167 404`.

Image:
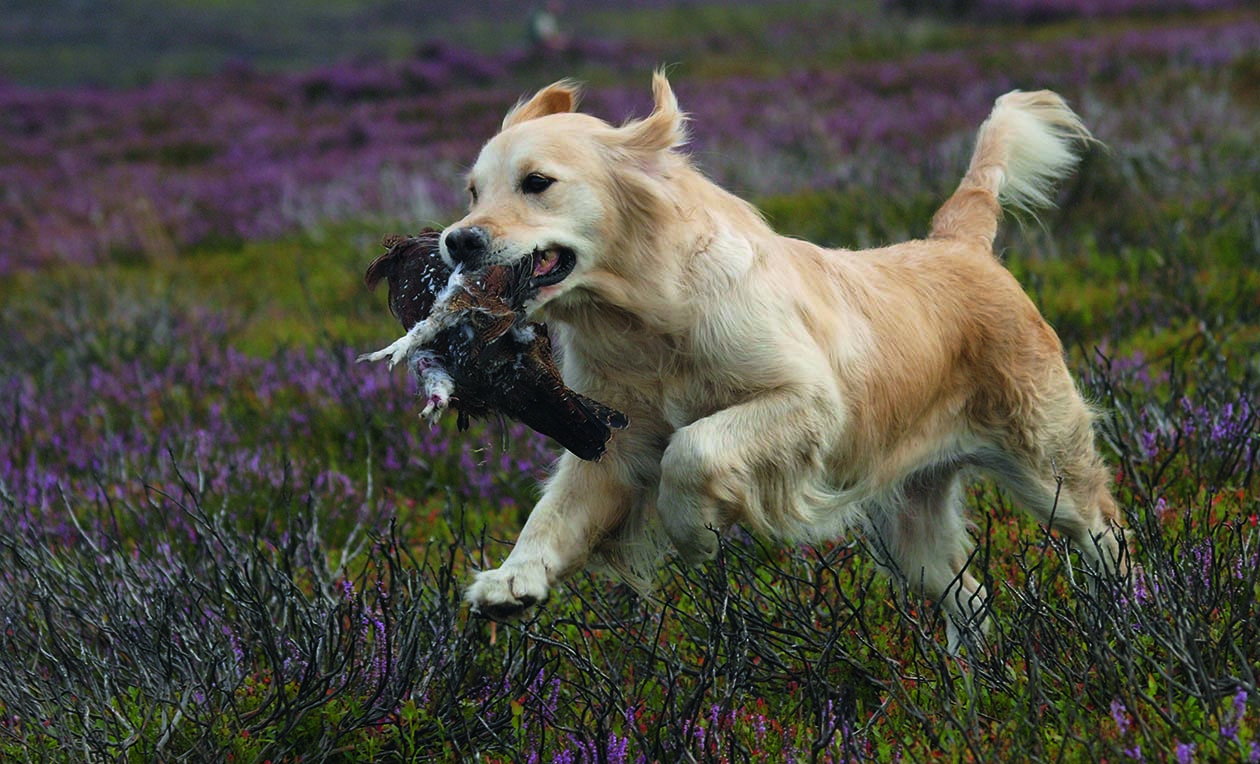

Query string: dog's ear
618 70 689 155
502 80 581 130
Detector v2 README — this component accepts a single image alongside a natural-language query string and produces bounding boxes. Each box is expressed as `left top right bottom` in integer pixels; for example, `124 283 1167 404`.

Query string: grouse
359 230 628 461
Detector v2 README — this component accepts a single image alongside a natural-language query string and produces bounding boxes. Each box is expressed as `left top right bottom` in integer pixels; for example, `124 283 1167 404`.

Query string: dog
438 71 1127 649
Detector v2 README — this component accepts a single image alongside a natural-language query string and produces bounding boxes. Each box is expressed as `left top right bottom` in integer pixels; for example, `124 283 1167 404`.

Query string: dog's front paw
465 561 550 620
659 505 720 565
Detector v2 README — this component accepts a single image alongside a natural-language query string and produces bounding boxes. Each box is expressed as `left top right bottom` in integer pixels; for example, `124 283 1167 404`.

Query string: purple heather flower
1220 688 1247 741
1189 541 1214 583
4 15 1260 275
1175 741 1196 764
708 703 725 728
607 733 630 764
1111 698 1132 735
371 616 388 681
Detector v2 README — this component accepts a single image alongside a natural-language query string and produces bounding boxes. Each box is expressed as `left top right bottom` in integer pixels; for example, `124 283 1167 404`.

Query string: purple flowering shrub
4 10 1260 276
0 287 564 760
0 285 550 534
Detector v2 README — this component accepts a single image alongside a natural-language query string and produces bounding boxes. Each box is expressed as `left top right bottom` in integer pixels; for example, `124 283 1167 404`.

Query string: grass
1 1 1259 762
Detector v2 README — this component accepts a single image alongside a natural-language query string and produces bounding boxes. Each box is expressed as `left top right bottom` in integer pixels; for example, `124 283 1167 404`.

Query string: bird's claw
419 393 448 425
418 366 455 425
357 333 419 369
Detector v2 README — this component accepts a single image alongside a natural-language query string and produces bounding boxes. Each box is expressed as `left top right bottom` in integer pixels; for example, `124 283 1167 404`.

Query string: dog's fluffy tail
929 90 1094 249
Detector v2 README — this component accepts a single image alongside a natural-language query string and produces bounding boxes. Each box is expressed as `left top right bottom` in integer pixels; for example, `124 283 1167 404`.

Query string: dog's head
440 71 689 316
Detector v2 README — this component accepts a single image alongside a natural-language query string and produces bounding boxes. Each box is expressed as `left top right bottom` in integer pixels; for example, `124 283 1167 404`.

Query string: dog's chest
556 302 760 430
655 344 749 430
660 382 723 430
562 330 721 426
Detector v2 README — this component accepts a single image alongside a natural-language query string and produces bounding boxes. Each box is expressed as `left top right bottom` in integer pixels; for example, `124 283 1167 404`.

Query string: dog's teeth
533 249 559 276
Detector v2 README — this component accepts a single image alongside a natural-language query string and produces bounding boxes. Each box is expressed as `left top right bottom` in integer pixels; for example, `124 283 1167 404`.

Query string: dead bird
359 231 628 462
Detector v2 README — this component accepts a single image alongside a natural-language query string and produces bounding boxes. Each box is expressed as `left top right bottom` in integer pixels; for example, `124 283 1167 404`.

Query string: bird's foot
357 333 419 370
416 359 454 425
358 321 440 370
419 392 449 425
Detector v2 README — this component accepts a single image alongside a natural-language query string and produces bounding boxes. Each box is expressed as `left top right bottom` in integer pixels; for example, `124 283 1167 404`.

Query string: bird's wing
365 230 449 328
363 235 405 292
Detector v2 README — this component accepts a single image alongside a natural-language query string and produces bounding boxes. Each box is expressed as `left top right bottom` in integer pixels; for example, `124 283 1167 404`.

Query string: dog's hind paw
465 561 550 620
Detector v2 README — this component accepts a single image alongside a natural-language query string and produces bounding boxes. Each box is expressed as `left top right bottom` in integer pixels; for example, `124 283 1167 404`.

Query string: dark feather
364 229 447 329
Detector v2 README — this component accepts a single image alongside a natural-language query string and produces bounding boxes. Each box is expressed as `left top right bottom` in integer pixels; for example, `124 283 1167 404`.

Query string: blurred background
4 0 1256 290
4 0 1254 87
3 0 759 88
3 0 1253 88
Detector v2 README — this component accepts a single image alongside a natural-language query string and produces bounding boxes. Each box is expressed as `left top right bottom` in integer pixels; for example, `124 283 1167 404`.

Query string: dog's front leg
465 454 629 619
659 386 836 563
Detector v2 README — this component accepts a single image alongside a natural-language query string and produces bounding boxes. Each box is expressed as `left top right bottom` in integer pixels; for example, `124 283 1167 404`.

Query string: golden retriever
431 71 1127 649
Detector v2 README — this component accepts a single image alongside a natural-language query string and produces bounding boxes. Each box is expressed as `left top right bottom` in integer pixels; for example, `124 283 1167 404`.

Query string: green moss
0 223 399 356
760 188 940 248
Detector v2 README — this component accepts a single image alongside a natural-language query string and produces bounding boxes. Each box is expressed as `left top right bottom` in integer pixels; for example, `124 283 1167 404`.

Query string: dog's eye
467 184 478 204
521 173 555 195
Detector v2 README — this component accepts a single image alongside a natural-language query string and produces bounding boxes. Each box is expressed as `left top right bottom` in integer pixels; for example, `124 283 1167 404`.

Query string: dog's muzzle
443 225 577 294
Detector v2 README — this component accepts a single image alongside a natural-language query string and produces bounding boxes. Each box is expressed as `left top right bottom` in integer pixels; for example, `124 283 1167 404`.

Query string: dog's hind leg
866 466 990 654
981 378 1128 582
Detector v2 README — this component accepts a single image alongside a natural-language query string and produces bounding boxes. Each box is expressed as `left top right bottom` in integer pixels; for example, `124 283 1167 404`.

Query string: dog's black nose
443 226 490 267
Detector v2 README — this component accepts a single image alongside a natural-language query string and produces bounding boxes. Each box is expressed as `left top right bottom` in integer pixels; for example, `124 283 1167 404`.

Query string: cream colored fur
447 72 1127 650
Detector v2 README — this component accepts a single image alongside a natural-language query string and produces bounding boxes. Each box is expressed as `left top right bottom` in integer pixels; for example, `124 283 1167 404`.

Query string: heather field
1 1 1259 762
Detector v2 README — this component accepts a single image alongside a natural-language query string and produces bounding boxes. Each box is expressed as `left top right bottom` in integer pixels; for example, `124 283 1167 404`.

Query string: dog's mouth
529 246 576 289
